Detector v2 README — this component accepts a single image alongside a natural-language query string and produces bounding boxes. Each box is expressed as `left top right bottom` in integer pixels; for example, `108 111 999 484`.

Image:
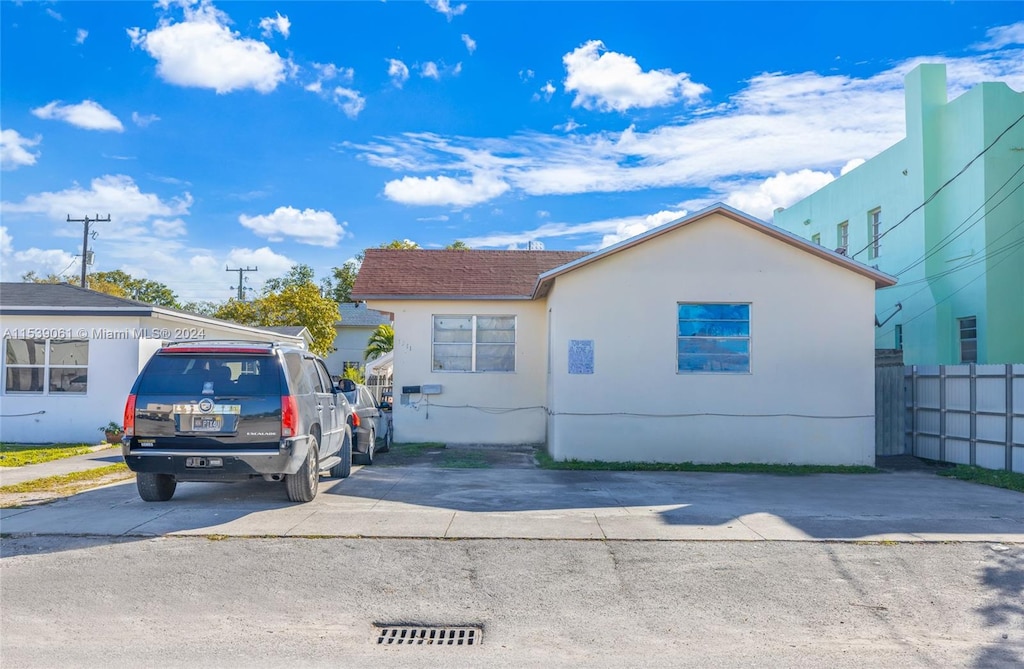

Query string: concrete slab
2 463 1022 543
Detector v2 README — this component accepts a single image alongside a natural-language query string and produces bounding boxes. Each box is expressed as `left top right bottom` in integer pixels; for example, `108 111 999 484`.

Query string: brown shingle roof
352 249 590 299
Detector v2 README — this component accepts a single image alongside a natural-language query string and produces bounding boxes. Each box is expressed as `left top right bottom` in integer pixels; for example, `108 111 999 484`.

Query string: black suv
122 341 354 503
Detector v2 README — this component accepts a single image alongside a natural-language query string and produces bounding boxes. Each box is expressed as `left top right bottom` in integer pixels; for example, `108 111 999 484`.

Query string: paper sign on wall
568 339 594 375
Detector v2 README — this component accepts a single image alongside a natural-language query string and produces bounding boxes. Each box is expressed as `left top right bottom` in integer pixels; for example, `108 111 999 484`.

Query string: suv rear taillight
123 394 136 437
282 396 298 437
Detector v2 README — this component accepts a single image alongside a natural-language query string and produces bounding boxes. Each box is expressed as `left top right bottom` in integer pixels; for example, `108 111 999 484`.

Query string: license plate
192 416 223 432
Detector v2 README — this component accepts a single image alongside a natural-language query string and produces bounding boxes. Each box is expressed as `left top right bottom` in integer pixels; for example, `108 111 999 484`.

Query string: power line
225 265 258 300
66 214 111 288
893 164 1024 277
849 111 1024 261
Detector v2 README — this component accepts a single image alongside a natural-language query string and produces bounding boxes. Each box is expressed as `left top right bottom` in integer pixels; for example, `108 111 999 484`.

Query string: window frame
837 221 849 254
868 208 881 259
4 337 90 395
811 233 821 245
957 316 977 364
894 324 903 351
676 303 751 375
431 314 517 373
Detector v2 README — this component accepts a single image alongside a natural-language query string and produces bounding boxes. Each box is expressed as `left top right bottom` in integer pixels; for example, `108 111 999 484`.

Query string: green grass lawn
0 443 103 467
534 450 878 474
938 465 1024 493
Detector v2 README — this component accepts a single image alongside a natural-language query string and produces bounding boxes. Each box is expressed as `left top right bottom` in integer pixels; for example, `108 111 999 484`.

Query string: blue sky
1 1 1022 302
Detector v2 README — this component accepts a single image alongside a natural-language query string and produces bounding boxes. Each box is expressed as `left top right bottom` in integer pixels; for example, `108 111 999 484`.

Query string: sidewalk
0 445 124 488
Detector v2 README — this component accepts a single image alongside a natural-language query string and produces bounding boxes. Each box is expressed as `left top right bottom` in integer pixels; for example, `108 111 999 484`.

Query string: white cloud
840 158 866 175
351 51 1024 208
563 40 709 112
460 208 686 250
426 0 466 21
384 174 510 207
31 100 124 132
131 111 161 127
75 29 88 44
555 118 583 132
1 129 41 170
128 1 288 94
534 81 555 102
519 69 534 81
598 209 687 248
304 62 354 93
387 58 410 87
1 174 192 224
46 8 62 21
973 21 1024 50
332 87 366 119
238 206 347 247
461 33 476 54
416 215 450 222
152 218 187 237
0 226 79 282
259 12 290 39
722 170 837 221
421 62 440 80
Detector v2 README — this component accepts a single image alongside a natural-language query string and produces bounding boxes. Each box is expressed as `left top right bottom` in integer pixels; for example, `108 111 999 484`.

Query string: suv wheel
357 429 376 466
137 473 176 502
331 427 352 479
286 438 319 503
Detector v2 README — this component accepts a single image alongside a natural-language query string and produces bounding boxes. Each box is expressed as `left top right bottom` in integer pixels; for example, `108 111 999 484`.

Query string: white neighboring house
0 282 309 444
323 302 392 377
353 204 896 466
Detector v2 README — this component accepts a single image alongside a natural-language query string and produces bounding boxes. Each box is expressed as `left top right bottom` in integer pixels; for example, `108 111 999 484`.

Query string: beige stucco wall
546 213 878 465
0 313 302 443
365 299 549 445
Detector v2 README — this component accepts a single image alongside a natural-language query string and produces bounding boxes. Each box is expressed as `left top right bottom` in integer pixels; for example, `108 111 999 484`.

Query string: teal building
774 64 1024 365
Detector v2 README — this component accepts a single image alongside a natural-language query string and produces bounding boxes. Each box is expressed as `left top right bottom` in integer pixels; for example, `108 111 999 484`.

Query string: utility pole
226 266 258 300
67 214 111 288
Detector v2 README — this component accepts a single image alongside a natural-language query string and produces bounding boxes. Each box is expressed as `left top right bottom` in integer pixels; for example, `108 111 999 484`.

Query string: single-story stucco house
0 282 308 444
352 204 896 466
323 302 392 377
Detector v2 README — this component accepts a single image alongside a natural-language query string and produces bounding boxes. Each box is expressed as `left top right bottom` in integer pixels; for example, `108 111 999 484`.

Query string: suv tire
286 438 319 503
331 428 353 479
137 472 176 502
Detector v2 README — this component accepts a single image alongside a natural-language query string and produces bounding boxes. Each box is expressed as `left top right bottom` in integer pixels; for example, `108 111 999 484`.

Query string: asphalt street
1 537 1021 668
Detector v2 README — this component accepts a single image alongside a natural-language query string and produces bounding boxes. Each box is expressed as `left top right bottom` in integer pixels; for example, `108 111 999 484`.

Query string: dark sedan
341 380 392 465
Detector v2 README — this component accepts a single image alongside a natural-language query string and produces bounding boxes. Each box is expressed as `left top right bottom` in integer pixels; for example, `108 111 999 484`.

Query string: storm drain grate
375 624 481 646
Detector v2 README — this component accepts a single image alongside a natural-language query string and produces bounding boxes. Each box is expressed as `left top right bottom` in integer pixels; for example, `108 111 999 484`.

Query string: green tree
22 269 178 307
178 300 220 317
212 273 339 357
261 263 316 295
364 324 394 361
445 240 470 250
378 239 420 250
342 365 365 384
90 270 179 307
321 260 359 303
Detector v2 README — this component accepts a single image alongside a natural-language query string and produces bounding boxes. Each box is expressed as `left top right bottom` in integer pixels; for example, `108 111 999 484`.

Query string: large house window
4 338 89 394
677 304 750 373
432 315 515 372
868 209 882 259
958 317 977 363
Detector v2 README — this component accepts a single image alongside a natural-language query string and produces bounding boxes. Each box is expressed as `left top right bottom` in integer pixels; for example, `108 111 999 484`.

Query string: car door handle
329 405 336 411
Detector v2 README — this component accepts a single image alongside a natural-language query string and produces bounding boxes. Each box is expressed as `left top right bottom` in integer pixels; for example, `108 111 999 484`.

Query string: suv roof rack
158 340 293 354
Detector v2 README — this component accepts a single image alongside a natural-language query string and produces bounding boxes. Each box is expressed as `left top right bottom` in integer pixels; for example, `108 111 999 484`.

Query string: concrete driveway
2 458 1022 542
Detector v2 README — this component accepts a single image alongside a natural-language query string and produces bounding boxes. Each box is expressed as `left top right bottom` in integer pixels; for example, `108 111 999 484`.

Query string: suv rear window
137 354 282 395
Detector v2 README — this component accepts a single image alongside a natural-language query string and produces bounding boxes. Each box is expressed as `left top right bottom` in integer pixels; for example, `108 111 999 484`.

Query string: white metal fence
904 364 1024 473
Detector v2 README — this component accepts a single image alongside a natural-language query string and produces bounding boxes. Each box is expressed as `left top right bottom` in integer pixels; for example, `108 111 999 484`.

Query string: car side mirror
379 401 392 411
